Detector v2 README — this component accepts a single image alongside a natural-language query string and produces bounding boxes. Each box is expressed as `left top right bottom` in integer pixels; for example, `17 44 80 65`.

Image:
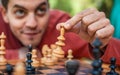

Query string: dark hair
1 0 9 9
1 0 48 9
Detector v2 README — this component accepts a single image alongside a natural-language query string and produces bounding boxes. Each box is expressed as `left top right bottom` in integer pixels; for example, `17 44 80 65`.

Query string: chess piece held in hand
52 25 65 59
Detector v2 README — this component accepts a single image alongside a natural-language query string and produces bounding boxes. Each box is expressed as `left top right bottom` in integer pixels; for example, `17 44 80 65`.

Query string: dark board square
56 68 66 72
47 72 66 75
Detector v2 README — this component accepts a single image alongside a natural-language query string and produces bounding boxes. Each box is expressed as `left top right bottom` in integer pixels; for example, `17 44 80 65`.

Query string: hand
56 8 114 48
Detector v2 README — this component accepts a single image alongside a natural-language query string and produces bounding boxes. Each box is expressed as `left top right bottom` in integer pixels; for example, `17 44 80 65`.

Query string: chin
22 40 40 48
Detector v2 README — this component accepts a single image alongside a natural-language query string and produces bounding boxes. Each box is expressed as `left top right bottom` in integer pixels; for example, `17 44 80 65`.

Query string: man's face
2 0 49 47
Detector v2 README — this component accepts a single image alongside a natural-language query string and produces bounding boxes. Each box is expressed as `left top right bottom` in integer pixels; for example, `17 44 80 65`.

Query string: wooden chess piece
14 62 26 75
67 49 73 60
50 44 57 50
41 44 49 64
52 25 65 59
55 25 65 46
0 32 7 66
31 49 40 67
44 49 55 66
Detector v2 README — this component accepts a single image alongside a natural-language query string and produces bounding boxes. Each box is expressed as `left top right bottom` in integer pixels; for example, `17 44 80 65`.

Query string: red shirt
0 9 120 65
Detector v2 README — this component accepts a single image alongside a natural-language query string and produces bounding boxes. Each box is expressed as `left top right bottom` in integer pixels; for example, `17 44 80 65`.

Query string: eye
15 9 26 18
36 7 47 16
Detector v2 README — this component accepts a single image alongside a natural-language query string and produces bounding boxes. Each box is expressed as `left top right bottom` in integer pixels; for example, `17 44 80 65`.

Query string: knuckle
101 18 110 25
109 25 114 33
89 8 98 12
100 12 105 17
96 31 103 38
88 26 95 33
104 18 110 24
82 17 89 25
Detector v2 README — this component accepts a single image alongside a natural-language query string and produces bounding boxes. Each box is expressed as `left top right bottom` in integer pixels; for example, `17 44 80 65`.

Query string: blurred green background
49 0 113 18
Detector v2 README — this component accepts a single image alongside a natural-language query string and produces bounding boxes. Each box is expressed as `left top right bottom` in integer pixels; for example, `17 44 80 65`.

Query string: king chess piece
26 52 35 74
28 44 33 52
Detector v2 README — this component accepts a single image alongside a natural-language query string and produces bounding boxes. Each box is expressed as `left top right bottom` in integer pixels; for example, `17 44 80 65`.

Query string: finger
95 25 114 39
63 8 98 30
87 18 110 36
99 36 112 48
81 12 105 31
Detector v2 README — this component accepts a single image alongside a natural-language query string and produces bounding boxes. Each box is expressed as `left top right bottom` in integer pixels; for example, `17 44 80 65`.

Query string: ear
1 7 9 23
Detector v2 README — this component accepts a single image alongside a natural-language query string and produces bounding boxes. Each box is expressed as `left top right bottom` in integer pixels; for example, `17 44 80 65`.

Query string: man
0 0 120 65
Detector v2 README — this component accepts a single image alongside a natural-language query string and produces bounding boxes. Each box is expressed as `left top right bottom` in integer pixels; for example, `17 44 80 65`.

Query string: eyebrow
13 1 48 10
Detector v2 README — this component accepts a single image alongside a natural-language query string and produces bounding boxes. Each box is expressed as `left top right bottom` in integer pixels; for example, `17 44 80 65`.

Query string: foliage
49 0 113 17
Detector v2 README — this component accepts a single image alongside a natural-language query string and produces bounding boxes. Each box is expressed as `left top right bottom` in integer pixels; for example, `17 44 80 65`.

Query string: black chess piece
26 52 35 74
6 63 13 75
65 59 80 75
91 59 102 75
98 59 103 73
106 57 119 75
91 38 103 75
28 44 33 52
92 38 102 59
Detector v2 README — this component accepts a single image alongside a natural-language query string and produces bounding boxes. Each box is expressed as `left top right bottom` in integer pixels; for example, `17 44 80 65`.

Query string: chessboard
0 25 120 75
0 59 120 75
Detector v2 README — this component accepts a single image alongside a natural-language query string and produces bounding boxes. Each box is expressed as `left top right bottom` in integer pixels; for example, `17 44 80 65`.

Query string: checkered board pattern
33 60 92 75
1 59 119 75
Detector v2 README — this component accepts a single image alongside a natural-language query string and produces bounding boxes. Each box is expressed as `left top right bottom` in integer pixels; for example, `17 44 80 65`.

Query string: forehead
8 0 48 8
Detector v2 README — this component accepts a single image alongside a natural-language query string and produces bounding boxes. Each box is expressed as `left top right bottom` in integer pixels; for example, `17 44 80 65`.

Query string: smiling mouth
21 30 42 36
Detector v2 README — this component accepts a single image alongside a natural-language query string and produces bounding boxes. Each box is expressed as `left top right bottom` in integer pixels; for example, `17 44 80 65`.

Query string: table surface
0 58 120 75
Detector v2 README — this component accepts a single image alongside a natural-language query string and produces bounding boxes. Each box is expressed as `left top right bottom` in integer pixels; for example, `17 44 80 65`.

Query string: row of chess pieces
0 25 77 75
91 38 120 75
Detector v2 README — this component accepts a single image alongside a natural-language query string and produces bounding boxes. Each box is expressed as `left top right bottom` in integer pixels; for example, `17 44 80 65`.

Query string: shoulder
50 9 70 17
49 9 71 23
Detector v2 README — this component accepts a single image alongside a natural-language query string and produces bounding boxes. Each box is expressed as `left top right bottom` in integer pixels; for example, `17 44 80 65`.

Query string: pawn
44 49 55 66
41 44 49 64
106 57 119 75
32 49 40 67
65 59 80 75
14 62 26 75
6 63 13 75
67 49 73 60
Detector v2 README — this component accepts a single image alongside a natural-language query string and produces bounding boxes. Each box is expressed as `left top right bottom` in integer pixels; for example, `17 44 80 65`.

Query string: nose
25 13 37 29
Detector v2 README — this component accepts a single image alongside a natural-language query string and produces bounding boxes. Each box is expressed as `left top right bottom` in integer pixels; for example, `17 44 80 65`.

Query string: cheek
9 18 24 28
37 15 49 29
8 18 24 35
